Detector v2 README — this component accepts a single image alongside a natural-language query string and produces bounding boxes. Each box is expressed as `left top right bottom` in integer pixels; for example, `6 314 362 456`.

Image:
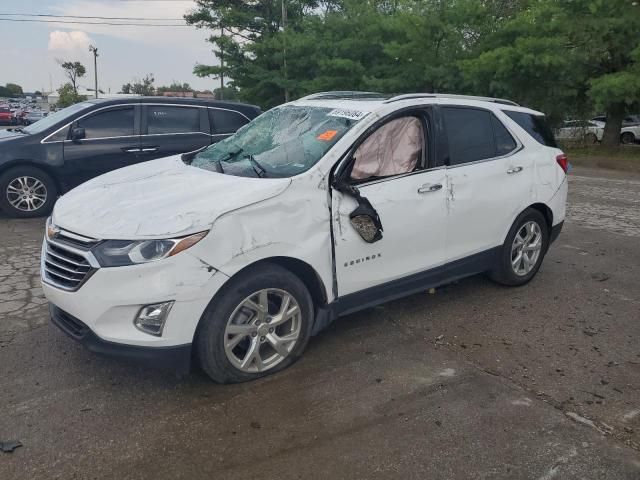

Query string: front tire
489 208 549 286
196 263 314 383
0 166 57 218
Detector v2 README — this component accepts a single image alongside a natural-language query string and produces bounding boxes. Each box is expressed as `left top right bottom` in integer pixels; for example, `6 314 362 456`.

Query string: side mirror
70 127 85 142
333 177 384 243
349 200 383 243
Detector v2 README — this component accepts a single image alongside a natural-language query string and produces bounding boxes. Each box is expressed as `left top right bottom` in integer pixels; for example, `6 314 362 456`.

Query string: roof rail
384 93 519 106
298 91 385 101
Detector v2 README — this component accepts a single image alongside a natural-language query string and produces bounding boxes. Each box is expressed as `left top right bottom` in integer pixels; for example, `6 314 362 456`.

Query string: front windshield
191 105 364 178
23 102 93 134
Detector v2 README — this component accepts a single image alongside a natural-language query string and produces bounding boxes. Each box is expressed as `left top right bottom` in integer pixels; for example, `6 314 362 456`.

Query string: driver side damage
334 116 424 243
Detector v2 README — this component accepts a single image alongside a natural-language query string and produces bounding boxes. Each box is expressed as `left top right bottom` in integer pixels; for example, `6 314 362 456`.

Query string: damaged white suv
41 92 568 383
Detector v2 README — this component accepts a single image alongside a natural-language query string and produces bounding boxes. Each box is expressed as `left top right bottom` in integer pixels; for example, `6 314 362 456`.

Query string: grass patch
560 142 640 173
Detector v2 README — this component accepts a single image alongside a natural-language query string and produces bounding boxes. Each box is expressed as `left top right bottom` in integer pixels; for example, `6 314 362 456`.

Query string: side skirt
312 246 501 335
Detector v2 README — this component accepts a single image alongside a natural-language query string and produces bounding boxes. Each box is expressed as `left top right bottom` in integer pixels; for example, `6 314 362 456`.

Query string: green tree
56 83 87 108
213 86 239 100
5 83 24 96
157 82 193 94
60 61 86 95
460 0 640 145
186 0 340 107
120 74 156 95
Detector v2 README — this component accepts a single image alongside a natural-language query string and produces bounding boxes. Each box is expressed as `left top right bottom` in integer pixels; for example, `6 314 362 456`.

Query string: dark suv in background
0 97 261 217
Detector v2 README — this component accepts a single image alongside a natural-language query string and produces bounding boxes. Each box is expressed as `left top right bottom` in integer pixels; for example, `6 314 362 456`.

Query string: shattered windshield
191 105 364 178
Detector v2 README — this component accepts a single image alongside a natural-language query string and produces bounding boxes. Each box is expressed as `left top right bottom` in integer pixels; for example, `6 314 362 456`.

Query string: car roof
85 96 261 114
291 91 543 116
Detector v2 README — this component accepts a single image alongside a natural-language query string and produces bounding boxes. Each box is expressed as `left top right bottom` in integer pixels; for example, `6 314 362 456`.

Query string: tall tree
185 0 341 107
460 0 640 144
59 61 86 95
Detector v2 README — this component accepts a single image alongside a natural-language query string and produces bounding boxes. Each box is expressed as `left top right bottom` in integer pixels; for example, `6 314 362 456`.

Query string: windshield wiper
8 127 27 134
244 154 268 178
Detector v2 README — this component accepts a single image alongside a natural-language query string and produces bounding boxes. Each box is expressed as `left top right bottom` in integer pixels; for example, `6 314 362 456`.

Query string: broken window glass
191 105 364 178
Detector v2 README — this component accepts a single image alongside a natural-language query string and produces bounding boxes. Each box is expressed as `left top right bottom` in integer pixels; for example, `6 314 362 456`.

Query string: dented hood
52 155 291 240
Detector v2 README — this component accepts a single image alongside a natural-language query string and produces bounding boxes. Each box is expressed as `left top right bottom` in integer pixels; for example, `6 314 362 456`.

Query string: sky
0 0 220 94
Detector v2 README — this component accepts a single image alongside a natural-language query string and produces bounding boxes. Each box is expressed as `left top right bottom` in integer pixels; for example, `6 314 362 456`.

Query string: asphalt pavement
1 166 639 479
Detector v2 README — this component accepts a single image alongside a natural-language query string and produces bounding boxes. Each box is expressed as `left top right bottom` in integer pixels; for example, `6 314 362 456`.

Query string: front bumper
50 305 192 374
41 244 230 348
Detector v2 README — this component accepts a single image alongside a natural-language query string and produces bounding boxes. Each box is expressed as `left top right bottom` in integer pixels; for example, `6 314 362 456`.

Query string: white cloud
48 30 92 52
49 1 210 48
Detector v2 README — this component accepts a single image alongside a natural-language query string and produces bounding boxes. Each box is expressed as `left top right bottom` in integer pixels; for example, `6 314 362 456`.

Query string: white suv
41 92 568 383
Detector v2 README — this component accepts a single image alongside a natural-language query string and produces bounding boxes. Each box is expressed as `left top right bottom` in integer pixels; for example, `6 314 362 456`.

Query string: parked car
23 110 47 125
591 114 640 126
41 91 568 383
555 120 603 143
0 107 12 125
591 115 640 144
0 97 261 217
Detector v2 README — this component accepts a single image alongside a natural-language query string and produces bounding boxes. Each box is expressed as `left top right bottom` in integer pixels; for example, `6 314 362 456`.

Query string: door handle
507 166 523 174
122 147 141 153
417 183 443 194
140 147 159 153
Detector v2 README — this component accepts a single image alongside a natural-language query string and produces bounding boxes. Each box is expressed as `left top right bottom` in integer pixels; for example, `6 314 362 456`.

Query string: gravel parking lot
1 166 639 479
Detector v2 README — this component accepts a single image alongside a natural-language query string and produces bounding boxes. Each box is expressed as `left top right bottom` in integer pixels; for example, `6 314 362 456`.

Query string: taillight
556 153 568 173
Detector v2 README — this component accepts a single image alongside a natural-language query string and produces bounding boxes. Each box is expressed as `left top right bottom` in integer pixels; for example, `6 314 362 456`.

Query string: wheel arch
500 202 553 246
528 202 553 232
621 131 636 143
193 256 329 341
0 159 63 192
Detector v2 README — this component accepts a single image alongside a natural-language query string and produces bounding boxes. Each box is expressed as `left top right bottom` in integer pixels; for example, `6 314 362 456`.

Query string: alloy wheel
511 221 542 276
6 176 47 212
224 288 302 373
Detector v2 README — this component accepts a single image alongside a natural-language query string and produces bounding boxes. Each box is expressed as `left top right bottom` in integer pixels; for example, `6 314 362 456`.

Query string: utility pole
219 25 224 100
281 0 289 102
89 45 98 98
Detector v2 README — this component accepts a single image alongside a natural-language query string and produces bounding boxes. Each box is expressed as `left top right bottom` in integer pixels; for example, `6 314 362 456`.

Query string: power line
0 13 185 21
0 18 190 27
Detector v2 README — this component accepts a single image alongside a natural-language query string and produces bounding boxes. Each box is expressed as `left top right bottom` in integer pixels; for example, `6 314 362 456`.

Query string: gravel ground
0 166 639 479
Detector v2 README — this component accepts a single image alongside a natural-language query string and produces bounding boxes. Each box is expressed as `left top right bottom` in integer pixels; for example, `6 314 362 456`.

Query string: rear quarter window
504 111 558 148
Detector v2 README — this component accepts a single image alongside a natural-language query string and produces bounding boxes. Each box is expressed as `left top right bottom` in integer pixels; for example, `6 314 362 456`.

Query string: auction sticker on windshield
317 129 338 141
327 108 369 120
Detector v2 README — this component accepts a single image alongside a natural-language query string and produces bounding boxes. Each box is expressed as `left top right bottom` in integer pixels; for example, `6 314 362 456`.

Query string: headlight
93 231 207 267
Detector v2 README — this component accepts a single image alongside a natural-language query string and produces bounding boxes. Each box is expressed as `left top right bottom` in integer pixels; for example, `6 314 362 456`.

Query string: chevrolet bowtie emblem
47 224 60 239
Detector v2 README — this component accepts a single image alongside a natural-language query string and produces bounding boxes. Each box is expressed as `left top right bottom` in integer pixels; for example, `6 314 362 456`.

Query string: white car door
331 112 448 298
441 106 533 262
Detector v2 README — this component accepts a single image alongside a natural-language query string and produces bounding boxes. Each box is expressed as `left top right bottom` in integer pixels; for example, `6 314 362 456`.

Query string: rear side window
443 108 494 165
147 106 200 134
492 115 518 156
209 109 249 135
79 107 134 139
504 111 558 147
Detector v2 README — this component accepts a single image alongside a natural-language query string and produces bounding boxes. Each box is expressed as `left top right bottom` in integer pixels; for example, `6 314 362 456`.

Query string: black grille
51 306 89 339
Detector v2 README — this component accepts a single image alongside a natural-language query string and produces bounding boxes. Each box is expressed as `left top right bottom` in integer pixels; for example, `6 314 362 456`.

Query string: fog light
134 301 174 336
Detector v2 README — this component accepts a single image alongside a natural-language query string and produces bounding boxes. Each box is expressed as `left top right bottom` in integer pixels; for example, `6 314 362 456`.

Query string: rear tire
0 166 57 218
489 208 549 286
196 263 314 383
584 132 598 144
621 132 636 145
